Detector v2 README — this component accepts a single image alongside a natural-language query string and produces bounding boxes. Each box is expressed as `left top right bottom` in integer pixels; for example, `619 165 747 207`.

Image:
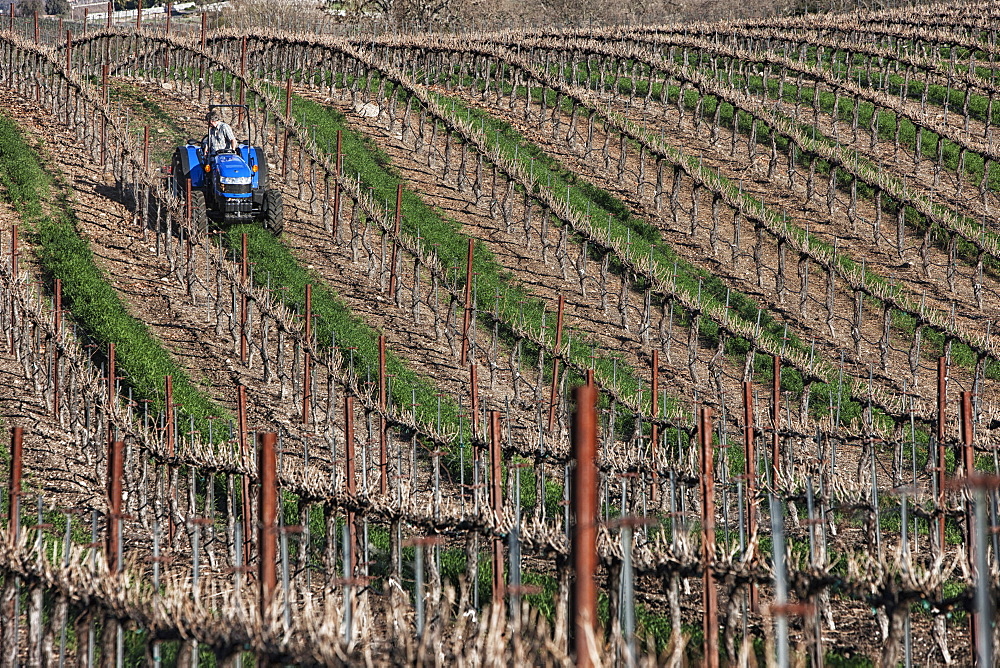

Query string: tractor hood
214 154 253 180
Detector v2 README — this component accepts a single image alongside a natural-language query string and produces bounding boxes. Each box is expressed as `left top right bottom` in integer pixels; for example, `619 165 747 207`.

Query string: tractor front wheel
189 189 209 234
261 189 284 235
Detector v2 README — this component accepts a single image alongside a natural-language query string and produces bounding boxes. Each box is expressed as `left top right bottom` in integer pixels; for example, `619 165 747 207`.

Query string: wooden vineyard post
743 381 758 612
240 233 248 365
10 223 17 281
258 432 278 620
64 29 71 72
53 278 61 418
771 355 780 485
199 10 206 48
185 177 192 227
961 391 974 477
489 410 503 605
937 357 947 551
331 130 342 238
460 238 474 366
238 385 252 561
547 294 565 433
7 427 23 542
142 126 150 171
470 363 480 439
165 375 174 456
302 284 312 425
961 391 979 660
387 184 402 299
282 78 292 178
165 375 175 544
649 349 659 502
238 36 247 126
378 335 388 495
106 439 124 573
700 407 719 668
571 384 598 668
345 396 356 576
107 343 116 450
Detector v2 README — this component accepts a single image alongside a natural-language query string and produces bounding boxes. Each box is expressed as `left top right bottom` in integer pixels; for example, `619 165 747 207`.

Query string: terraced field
1 2 999 664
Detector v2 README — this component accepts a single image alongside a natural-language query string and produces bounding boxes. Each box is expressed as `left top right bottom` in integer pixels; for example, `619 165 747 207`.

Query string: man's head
206 111 221 127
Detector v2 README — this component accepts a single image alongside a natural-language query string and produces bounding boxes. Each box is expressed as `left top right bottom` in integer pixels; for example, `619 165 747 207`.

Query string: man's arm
223 123 237 149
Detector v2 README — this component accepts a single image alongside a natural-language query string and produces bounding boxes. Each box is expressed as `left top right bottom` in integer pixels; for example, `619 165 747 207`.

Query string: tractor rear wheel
262 189 284 235
189 189 209 234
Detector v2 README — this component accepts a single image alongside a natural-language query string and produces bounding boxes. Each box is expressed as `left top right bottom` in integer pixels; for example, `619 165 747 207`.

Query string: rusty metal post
135 0 141 30
571 384 598 668
937 357 947 551
64 29 71 72
106 0 111 27
32 10 36 43
387 184 402 298
142 126 150 170
84 8 88 34
460 238 474 366
489 410 503 604
258 432 278 619
700 407 719 668
771 355 781 484
331 130 342 238
345 396 356 575
586 369 594 386
282 78 292 177
378 335 388 495
470 363 480 439
105 439 124 572
199 10 206 47
742 381 758 612
238 385 252 560
7 427 23 542
547 294 565 432
164 3 169 35
53 278 61 418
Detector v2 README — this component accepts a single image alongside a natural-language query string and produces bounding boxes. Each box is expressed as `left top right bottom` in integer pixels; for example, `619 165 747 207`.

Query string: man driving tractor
205 110 238 154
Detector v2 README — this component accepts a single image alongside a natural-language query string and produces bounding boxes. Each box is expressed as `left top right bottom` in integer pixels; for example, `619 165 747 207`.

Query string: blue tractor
170 105 284 234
